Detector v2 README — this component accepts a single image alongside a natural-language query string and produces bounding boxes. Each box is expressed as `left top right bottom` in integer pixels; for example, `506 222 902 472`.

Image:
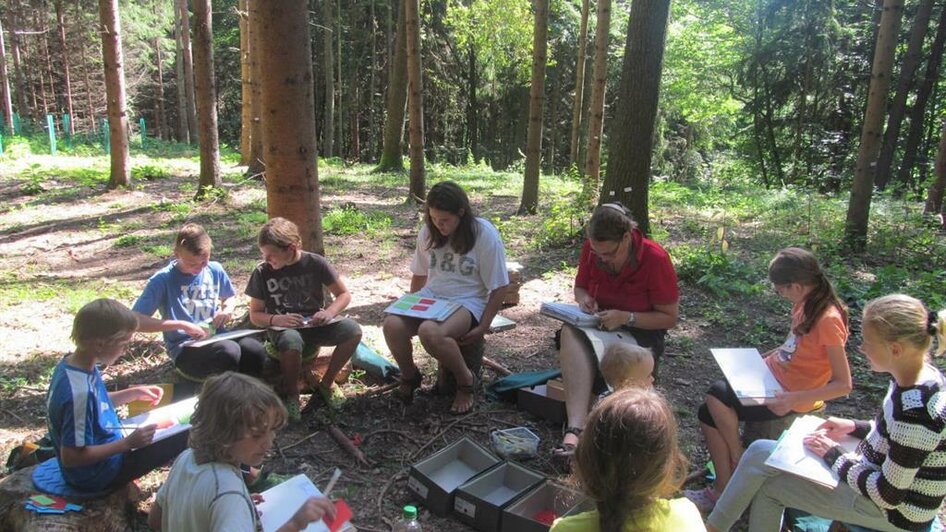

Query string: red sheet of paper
323 499 353 532
410 304 429 311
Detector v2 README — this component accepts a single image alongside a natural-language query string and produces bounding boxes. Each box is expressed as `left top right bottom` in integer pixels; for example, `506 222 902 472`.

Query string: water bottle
393 505 422 531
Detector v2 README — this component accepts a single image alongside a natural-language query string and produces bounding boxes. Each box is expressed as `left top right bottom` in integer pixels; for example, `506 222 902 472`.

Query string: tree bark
6 2 30 124
322 0 335 158
247 0 264 177
599 0 671 235
569 0 590 168
875 0 935 190
39 8 56 119
518 0 550 215
55 0 75 135
584 0 611 191
894 3 946 190
80 33 96 132
177 0 199 144
191 0 221 194
924 118 946 216
153 0 167 140
845 0 904 251
174 1 188 142
255 0 324 255
98 0 131 189
0 18 15 134
238 0 251 162
404 0 425 201
378 0 407 171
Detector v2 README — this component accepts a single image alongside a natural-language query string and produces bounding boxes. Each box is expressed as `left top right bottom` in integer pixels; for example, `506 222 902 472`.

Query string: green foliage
0 278 137 314
142 244 173 258
322 206 392 237
672 244 763 297
131 164 169 181
115 235 143 248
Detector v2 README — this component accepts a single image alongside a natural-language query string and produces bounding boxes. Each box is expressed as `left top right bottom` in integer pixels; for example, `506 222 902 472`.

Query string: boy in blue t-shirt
47 299 187 491
133 223 266 381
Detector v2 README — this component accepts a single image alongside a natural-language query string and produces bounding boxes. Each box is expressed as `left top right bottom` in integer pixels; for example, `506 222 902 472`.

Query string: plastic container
490 427 540 460
393 505 423 531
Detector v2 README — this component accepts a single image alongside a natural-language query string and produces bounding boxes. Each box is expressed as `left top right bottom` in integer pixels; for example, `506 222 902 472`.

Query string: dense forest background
2 0 945 203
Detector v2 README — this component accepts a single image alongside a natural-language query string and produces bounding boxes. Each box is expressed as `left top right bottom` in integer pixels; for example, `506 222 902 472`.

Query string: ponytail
864 295 944 358
768 248 847 335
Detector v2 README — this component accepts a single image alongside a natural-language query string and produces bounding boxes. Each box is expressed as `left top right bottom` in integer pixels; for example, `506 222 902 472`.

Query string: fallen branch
362 428 420 448
362 381 400 398
482 356 512 376
328 425 370 467
283 430 322 452
376 466 410 523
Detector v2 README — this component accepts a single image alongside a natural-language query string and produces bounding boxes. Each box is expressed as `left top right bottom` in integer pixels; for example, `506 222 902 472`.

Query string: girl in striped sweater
706 294 946 531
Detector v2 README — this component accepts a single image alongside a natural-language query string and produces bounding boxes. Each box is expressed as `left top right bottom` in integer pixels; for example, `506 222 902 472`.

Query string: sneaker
285 398 301 423
683 486 719 513
318 384 347 410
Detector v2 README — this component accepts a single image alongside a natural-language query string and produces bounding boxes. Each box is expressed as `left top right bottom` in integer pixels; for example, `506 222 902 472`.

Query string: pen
323 467 342 497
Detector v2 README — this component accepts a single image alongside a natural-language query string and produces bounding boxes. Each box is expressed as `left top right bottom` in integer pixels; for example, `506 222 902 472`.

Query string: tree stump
742 406 826 447
0 466 135 531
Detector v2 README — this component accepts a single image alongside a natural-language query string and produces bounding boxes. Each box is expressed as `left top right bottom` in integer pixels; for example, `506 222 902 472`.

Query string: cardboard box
545 378 565 401
407 437 501 516
453 462 545 531
501 480 594 532
518 384 566 424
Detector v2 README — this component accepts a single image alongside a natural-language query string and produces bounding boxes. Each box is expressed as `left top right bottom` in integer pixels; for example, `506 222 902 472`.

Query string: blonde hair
174 223 212 255
71 298 138 347
189 372 287 464
258 217 302 249
863 294 946 358
574 388 688 532
600 344 653 390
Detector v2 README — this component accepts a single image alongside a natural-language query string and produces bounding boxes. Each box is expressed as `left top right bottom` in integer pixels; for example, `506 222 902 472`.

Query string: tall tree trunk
238 0 251 162
584 0 611 191
845 0 904 251
547 62 560 174
174 1 189 142
177 0 199 144
378 0 407 171
518 0 549 215
336 0 344 157
924 118 946 215
875 0 935 190
322 0 335 158
569 0 590 168
894 3 946 190
39 8 56 119
247 0 264 177
255 0 324 254
151 0 166 139
404 0 425 201
80 35 96 132
368 0 378 159
55 0 75 135
98 0 131 189
466 44 478 160
0 18 14 134
6 2 30 124
192 0 221 194
599 0 670 235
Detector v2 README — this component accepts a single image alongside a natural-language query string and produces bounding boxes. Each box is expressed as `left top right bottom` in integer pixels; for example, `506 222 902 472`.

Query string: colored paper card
410 305 429 311
323 499 353 532
418 298 436 305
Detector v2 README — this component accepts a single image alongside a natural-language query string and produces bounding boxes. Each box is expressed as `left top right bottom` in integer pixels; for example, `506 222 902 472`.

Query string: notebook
257 474 353 532
763 415 860 488
710 348 783 405
539 302 600 329
384 294 462 322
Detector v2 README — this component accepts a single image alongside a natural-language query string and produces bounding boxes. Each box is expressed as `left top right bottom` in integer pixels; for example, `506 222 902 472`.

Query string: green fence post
139 117 147 149
102 119 110 154
47 114 57 155
13 113 20 135
0 129 4 155
62 114 72 149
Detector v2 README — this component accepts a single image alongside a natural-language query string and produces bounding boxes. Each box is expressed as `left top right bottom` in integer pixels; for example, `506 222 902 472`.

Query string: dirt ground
0 160 893 530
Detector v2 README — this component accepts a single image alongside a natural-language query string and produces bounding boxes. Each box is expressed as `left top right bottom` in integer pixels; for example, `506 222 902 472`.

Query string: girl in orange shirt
684 248 852 512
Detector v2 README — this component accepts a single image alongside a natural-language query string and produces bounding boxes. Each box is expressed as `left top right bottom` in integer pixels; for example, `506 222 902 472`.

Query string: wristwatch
625 312 637 328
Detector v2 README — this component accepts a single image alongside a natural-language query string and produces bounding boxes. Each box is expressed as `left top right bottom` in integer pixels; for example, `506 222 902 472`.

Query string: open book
710 348 783 405
539 302 600 329
257 474 353 532
763 415 860 488
120 396 198 443
270 314 345 331
182 328 264 348
384 294 462 322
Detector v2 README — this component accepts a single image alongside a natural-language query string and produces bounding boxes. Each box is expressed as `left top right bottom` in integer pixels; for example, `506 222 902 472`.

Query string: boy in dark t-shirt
245 217 362 421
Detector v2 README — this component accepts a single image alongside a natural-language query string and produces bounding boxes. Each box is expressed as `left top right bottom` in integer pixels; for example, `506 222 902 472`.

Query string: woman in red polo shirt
555 203 680 457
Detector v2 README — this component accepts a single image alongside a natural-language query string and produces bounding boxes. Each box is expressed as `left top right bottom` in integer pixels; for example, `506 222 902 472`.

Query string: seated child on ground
600 343 655 394
133 223 267 381
47 299 187 492
149 372 335 531
551 387 705 531
245 217 363 421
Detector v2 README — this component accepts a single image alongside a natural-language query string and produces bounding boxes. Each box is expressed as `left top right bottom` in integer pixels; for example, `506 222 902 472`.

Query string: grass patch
0 278 138 313
322 205 392 237
115 234 143 248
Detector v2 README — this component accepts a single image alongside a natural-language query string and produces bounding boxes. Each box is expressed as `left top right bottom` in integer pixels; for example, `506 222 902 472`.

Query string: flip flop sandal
449 373 478 415
552 426 583 457
394 372 423 405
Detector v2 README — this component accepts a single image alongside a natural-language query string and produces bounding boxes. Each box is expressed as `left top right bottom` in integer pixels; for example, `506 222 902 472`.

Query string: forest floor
0 154 902 530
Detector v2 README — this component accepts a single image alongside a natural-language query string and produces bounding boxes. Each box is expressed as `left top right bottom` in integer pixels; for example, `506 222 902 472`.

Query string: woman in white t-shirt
383 181 511 414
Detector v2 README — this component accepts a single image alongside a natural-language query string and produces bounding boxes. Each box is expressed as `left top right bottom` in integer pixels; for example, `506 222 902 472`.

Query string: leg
272 329 306 419
236 336 268 377
301 318 363 390
706 395 745 469
382 314 423 398
174 341 242 381
702 420 734 497
706 439 781 531
417 309 475 413
558 325 596 449
108 430 189 488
